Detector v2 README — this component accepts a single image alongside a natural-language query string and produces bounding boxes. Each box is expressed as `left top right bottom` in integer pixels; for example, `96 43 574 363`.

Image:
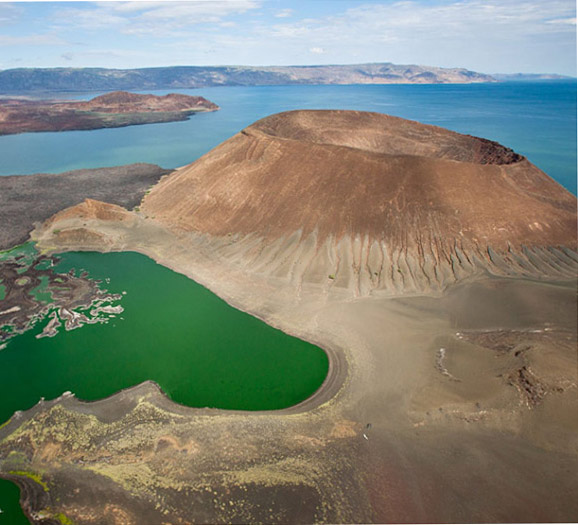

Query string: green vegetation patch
0 242 34 260
55 512 74 525
7 470 49 492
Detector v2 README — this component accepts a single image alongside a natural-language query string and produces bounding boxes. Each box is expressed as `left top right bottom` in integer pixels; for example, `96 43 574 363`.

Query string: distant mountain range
0 63 496 93
492 73 574 81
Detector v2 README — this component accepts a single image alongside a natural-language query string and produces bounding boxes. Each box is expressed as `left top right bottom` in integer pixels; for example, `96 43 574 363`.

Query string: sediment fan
141 110 577 294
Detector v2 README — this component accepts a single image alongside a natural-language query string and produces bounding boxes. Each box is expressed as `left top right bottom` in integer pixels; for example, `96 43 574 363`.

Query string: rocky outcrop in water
0 248 122 345
0 91 219 135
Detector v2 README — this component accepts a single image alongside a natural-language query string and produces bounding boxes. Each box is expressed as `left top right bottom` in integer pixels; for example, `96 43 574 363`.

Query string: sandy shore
0 205 575 524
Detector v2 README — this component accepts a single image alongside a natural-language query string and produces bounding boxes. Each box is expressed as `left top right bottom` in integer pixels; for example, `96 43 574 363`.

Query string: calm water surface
0 82 575 193
0 479 27 524
0 250 329 423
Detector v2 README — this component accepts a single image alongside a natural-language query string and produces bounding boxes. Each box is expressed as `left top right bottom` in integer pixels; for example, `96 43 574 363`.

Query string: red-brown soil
0 91 219 135
143 110 575 252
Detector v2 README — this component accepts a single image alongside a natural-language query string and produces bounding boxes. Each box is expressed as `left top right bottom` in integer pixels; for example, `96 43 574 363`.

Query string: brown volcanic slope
143 110 577 293
0 91 219 135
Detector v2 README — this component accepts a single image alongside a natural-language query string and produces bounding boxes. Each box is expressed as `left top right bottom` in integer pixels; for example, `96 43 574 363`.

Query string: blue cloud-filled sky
0 0 575 75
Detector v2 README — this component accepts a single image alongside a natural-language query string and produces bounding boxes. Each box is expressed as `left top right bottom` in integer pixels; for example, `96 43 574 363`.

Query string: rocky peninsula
0 91 219 135
0 163 170 250
0 111 576 523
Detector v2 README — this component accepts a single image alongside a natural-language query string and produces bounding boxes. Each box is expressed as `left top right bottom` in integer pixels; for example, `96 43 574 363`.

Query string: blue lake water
0 81 575 194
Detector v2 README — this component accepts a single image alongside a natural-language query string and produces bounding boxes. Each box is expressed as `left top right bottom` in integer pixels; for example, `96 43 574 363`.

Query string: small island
0 91 219 135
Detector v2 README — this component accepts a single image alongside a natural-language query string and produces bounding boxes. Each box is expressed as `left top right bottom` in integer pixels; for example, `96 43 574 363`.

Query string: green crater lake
0 250 329 426
0 478 27 524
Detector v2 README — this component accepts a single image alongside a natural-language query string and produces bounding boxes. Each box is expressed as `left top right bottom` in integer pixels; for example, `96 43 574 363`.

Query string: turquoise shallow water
0 81 575 194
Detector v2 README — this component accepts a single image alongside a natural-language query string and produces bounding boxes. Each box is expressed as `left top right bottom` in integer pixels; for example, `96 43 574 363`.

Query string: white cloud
56 48 156 66
54 1 261 34
309 47 325 54
257 0 576 72
0 3 21 26
0 34 67 46
267 0 577 42
94 2 172 14
275 8 293 18
546 17 576 25
54 7 129 30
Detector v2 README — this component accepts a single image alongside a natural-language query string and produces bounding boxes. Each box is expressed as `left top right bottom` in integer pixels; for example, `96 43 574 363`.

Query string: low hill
0 91 219 135
0 163 170 249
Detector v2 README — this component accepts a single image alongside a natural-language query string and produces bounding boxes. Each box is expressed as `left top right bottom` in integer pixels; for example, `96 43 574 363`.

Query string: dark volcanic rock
0 163 170 250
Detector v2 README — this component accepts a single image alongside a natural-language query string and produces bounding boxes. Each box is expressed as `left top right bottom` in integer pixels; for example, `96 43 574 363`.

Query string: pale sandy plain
0 110 577 524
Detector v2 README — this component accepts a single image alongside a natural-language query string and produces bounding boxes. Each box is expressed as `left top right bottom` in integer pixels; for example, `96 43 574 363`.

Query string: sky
0 0 576 75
